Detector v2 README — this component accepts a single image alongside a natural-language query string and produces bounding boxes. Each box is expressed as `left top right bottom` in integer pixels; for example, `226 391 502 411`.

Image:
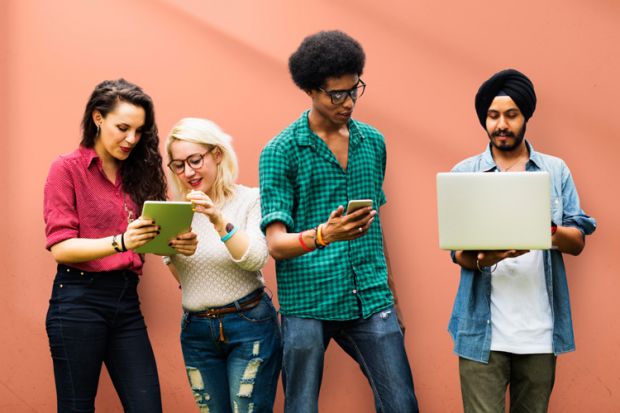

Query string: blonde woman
164 118 281 413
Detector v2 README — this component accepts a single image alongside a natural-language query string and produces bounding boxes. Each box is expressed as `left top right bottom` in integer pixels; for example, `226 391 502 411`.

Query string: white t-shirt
167 185 268 311
490 250 553 354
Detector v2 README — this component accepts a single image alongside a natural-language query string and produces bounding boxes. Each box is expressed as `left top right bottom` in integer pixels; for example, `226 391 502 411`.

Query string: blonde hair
165 118 238 203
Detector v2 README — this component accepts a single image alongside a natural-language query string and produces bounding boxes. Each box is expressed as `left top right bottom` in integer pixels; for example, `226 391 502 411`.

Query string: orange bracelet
298 231 314 252
316 224 328 247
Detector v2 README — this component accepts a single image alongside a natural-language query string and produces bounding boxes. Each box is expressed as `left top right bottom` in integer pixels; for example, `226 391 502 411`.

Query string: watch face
225 223 234 233
112 234 121 251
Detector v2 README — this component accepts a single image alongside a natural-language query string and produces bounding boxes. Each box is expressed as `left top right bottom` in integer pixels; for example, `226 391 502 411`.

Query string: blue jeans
180 289 282 413
282 307 419 413
46 265 162 413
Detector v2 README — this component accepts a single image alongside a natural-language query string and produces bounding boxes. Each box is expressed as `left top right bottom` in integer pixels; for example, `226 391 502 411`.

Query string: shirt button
80 272 84 276
59 284 63 288
487 320 490 324
66 268 70 272
352 289 357 294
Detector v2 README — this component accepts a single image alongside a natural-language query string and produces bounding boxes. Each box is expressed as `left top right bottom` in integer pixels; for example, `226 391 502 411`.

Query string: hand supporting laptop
446 68 596 413
455 249 529 272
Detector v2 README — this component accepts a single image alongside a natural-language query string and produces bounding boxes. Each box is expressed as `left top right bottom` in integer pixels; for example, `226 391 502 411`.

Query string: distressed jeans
282 307 419 413
46 265 162 413
180 290 282 413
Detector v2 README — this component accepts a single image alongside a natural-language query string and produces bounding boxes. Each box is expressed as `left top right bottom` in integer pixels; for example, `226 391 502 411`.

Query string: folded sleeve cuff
260 211 294 234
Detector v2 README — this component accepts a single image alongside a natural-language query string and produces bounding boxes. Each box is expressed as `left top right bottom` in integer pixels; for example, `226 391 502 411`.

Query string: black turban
475 69 537 128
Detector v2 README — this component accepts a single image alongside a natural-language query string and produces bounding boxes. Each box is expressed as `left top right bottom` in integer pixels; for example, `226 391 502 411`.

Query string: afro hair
288 30 365 91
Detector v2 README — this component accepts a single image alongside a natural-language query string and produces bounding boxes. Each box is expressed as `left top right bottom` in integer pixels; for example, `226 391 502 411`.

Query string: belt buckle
203 309 219 318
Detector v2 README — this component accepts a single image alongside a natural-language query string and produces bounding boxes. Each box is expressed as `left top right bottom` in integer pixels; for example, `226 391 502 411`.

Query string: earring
96 123 101 137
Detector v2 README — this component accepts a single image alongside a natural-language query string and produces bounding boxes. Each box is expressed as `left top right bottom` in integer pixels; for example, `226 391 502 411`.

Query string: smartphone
346 199 373 215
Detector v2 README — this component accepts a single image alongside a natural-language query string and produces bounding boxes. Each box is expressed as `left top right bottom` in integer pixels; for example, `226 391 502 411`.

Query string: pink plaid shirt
44 146 143 273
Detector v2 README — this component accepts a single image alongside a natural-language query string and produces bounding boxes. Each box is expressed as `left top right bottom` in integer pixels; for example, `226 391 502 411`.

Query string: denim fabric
459 352 556 413
46 265 162 413
180 290 282 413
448 142 597 362
281 308 419 413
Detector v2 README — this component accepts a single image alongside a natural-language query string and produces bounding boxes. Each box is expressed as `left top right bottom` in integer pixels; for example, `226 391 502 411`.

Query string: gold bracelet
316 224 328 247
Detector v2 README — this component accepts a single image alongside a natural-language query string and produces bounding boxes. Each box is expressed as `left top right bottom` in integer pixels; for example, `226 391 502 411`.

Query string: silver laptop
436 171 551 250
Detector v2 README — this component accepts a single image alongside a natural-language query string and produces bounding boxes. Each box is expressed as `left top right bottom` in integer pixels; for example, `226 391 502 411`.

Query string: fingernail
157 231 160 235
168 242 172 246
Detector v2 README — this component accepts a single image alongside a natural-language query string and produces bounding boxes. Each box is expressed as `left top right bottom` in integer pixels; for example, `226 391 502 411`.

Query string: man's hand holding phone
320 200 375 244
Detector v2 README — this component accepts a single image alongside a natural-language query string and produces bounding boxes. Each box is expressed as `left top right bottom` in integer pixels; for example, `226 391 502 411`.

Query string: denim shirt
447 141 596 363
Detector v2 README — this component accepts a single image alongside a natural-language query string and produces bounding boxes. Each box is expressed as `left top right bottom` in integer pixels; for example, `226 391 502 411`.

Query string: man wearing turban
447 69 596 413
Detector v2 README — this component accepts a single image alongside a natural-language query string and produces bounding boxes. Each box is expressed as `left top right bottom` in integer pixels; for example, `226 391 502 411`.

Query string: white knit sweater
167 185 268 310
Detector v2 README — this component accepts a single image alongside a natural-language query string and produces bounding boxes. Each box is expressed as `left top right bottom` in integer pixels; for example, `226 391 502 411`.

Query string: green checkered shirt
259 110 393 320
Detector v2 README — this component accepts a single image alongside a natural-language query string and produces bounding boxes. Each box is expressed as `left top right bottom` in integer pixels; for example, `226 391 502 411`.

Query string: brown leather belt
192 290 264 318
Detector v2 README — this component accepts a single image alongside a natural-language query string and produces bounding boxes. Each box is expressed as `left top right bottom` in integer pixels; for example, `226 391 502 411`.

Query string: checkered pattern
259 111 392 320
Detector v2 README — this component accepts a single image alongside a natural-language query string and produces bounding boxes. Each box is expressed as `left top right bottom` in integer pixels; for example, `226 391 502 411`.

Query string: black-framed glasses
167 149 214 175
319 79 366 105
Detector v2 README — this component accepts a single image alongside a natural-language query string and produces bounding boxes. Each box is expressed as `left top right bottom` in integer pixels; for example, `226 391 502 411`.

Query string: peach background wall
1 0 619 411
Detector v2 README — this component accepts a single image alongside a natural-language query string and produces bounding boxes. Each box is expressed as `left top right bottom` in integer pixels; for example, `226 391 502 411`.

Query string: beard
488 123 526 152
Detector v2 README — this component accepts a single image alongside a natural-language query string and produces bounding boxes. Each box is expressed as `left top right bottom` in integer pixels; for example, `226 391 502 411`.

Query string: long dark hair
80 79 167 207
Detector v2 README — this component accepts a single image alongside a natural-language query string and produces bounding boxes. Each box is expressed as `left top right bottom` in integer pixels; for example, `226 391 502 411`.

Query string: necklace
501 157 526 172
496 147 528 172
123 193 135 223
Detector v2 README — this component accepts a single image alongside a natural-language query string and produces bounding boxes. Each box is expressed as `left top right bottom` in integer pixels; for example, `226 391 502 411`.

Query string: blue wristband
220 225 238 242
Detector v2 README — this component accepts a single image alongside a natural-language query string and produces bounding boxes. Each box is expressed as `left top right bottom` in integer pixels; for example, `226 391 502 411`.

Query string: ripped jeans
282 307 419 413
180 290 282 413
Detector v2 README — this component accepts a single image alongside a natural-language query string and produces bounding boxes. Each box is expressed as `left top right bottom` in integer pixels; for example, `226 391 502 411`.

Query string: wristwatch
112 234 123 252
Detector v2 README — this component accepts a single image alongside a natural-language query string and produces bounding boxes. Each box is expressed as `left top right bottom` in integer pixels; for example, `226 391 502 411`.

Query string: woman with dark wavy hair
43 79 198 413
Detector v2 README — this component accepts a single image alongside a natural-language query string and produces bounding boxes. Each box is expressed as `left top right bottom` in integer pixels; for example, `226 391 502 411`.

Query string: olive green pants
459 351 556 413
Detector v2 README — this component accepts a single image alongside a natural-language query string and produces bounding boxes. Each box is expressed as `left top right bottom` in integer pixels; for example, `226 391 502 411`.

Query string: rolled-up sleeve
259 143 295 233
44 158 79 250
560 163 596 235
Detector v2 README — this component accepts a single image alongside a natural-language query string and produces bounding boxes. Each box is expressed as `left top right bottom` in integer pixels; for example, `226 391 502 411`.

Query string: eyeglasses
167 149 214 175
319 79 366 105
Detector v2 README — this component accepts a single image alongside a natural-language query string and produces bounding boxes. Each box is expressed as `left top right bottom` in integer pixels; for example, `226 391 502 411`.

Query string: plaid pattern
259 111 393 320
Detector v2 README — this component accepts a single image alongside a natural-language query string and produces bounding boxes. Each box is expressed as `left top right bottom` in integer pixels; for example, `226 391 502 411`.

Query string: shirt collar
79 145 123 187
295 110 362 149
481 140 541 171
79 146 100 168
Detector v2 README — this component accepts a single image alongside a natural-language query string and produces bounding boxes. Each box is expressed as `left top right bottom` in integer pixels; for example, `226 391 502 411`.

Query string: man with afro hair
259 30 419 412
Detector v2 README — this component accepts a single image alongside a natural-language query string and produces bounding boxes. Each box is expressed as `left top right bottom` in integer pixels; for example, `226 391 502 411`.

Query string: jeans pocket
50 276 93 305
237 296 277 323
